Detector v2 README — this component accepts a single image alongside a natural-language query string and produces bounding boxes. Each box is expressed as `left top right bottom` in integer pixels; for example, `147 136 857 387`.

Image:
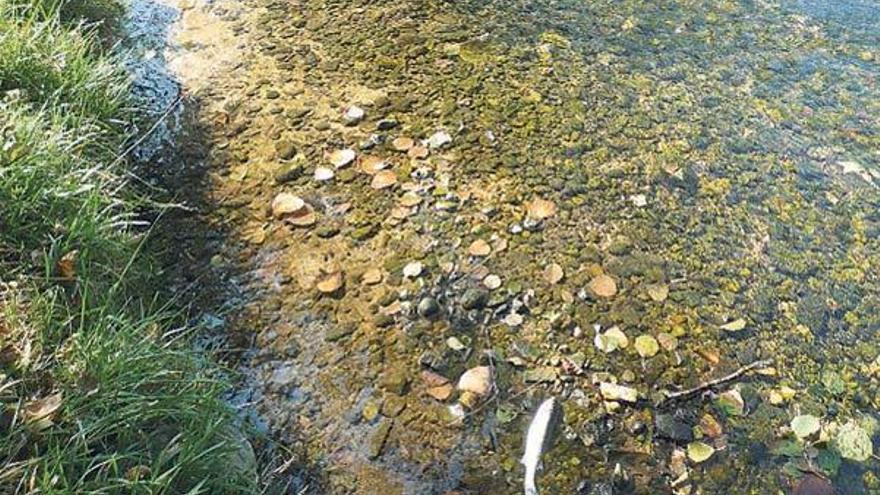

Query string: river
131 0 880 493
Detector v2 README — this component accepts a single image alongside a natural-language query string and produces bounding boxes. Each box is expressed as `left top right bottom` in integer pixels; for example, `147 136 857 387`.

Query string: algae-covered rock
835 421 873 461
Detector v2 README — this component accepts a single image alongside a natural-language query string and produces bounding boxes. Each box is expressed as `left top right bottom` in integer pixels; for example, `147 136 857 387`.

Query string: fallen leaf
24 392 62 430
57 251 78 281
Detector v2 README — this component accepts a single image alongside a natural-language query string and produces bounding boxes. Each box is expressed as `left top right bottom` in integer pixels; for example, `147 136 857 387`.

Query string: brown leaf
24 392 62 430
57 251 78 281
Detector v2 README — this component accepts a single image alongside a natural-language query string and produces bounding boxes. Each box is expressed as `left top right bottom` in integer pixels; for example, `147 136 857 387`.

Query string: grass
0 1 258 493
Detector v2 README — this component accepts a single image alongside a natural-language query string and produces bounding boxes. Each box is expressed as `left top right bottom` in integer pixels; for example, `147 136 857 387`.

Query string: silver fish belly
521 397 563 495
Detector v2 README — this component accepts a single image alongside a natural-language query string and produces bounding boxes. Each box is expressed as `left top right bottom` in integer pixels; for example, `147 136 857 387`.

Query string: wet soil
131 0 880 493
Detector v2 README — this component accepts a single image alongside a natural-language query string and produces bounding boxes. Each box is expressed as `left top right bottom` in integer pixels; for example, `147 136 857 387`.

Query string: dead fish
522 397 563 495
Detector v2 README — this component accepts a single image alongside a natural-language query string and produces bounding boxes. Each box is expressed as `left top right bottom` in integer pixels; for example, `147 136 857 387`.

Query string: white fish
522 397 563 495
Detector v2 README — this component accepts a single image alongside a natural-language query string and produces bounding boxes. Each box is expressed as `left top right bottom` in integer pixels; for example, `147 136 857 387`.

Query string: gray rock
461 288 488 310
417 297 440 318
654 413 693 443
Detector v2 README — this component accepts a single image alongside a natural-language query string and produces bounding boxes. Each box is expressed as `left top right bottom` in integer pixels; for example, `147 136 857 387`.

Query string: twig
659 358 773 405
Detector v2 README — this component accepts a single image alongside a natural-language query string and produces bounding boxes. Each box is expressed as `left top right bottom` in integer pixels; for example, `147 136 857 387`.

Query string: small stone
359 155 388 175
381 395 407 417
589 274 617 298
426 384 453 401
420 370 450 387
343 105 365 125
699 413 723 438
468 239 491 257
275 140 297 160
595 326 629 353
483 274 502 290
392 136 414 151
791 415 821 439
362 268 383 285
362 400 380 422
544 263 564 284
525 198 557 221
316 271 344 294
461 288 488 310
599 382 638 403
368 420 393 459
655 413 693 443
836 421 873 461
634 335 660 358
504 313 524 327
271 193 307 219
446 337 466 351
408 145 429 159
376 119 398 130
379 367 409 395
371 170 397 189
686 442 715 463
417 297 440 318
427 130 452 149
403 261 423 278
457 366 493 396
630 194 647 207
657 332 678 351
314 167 335 181
325 324 355 342
329 148 356 168
720 318 747 332
647 283 669 302
524 367 558 383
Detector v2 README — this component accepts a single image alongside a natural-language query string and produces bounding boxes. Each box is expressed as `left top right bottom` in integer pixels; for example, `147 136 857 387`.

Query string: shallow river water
136 0 880 493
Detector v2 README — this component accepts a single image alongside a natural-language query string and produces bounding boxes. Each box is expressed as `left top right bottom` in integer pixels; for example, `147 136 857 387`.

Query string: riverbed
132 0 880 493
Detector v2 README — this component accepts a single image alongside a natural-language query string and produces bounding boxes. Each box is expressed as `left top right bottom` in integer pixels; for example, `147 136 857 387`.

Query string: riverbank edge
0 1 259 492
